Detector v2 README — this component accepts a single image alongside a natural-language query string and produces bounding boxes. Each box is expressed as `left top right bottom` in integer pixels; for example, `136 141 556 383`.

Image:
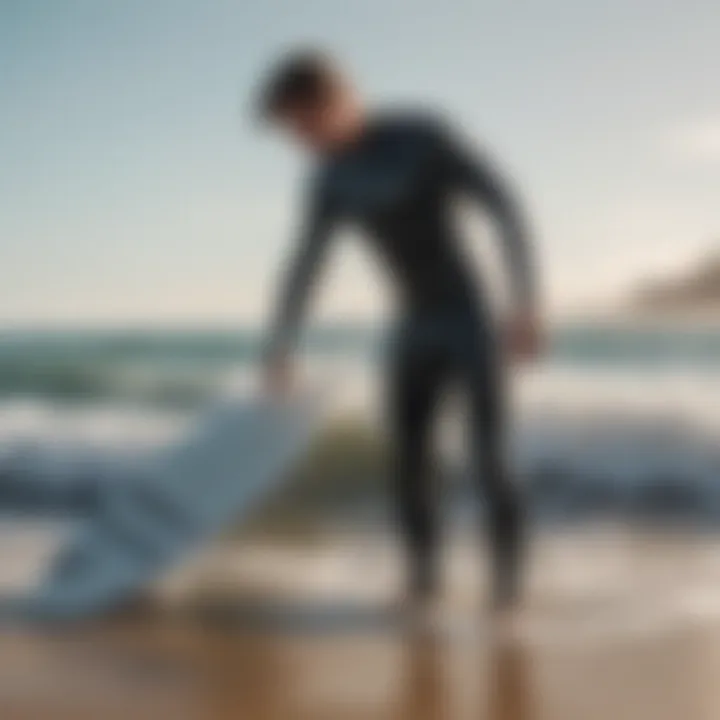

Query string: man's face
278 103 337 152
276 88 361 154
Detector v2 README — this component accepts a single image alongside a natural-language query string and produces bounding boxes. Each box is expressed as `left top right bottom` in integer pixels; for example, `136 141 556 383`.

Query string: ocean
1 321 720 523
3 322 720 405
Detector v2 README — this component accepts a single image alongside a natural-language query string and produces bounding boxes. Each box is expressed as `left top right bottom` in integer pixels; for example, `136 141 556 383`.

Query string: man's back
313 112 482 311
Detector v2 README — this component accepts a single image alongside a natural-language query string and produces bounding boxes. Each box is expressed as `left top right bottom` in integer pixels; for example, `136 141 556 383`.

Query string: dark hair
256 49 340 120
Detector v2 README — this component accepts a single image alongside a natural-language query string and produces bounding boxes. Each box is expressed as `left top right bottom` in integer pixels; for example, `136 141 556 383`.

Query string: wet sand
4 527 720 719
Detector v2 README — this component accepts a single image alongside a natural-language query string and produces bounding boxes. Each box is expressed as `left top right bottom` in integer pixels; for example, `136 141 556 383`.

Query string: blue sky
1 0 718 326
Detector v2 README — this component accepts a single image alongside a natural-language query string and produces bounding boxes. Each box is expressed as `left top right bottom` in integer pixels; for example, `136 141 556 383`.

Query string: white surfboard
8 387 332 622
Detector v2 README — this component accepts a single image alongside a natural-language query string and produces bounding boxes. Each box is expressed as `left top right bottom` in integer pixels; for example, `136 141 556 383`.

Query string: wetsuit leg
451 314 525 608
387 324 448 600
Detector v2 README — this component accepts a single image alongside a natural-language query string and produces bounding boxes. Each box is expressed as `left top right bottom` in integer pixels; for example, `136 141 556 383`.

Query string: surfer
256 50 542 613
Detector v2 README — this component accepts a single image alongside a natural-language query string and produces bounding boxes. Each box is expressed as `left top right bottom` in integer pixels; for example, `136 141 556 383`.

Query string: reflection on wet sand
393 631 532 720
0 603 718 720
395 633 448 720
5 530 720 718
1 611 537 720
488 636 531 720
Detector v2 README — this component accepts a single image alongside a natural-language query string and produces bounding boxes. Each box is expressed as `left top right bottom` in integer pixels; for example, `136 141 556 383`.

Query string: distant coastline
630 248 720 317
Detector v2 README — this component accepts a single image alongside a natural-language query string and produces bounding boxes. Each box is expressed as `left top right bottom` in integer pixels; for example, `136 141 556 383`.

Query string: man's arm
435 119 541 359
437 121 537 316
264 188 334 373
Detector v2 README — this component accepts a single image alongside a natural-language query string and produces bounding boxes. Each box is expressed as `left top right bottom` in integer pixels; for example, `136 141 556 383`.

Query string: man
257 50 541 613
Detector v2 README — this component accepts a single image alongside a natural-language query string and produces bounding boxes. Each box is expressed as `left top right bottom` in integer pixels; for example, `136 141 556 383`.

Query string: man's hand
505 310 543 363
263 351 295 398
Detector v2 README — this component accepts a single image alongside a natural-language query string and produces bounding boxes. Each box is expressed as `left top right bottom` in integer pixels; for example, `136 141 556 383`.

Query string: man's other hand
505 311 544 363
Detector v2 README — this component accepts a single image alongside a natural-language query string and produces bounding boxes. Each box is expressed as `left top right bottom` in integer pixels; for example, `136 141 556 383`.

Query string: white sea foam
0 363 718 487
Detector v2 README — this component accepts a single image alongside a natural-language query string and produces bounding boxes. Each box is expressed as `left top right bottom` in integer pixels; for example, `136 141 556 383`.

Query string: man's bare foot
392 565 443 634
391 592 445 636
488 555 525 639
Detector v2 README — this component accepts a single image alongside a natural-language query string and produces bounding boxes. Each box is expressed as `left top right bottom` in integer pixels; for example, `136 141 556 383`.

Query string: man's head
256 50 364 153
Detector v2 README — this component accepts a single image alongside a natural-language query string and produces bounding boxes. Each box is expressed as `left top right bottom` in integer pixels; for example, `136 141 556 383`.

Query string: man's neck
327 107 368 155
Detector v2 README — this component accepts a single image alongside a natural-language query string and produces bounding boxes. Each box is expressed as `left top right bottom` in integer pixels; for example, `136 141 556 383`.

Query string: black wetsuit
267 112 536 603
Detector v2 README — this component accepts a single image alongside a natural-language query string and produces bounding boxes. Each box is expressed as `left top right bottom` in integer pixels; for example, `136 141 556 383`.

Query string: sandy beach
3 526 720 719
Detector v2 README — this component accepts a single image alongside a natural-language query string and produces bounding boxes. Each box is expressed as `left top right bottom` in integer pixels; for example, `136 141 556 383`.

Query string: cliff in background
632 248 720 312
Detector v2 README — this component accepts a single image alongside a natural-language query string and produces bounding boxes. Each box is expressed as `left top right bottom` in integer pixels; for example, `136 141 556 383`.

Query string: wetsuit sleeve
265 184 335 360
437 122 537 313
